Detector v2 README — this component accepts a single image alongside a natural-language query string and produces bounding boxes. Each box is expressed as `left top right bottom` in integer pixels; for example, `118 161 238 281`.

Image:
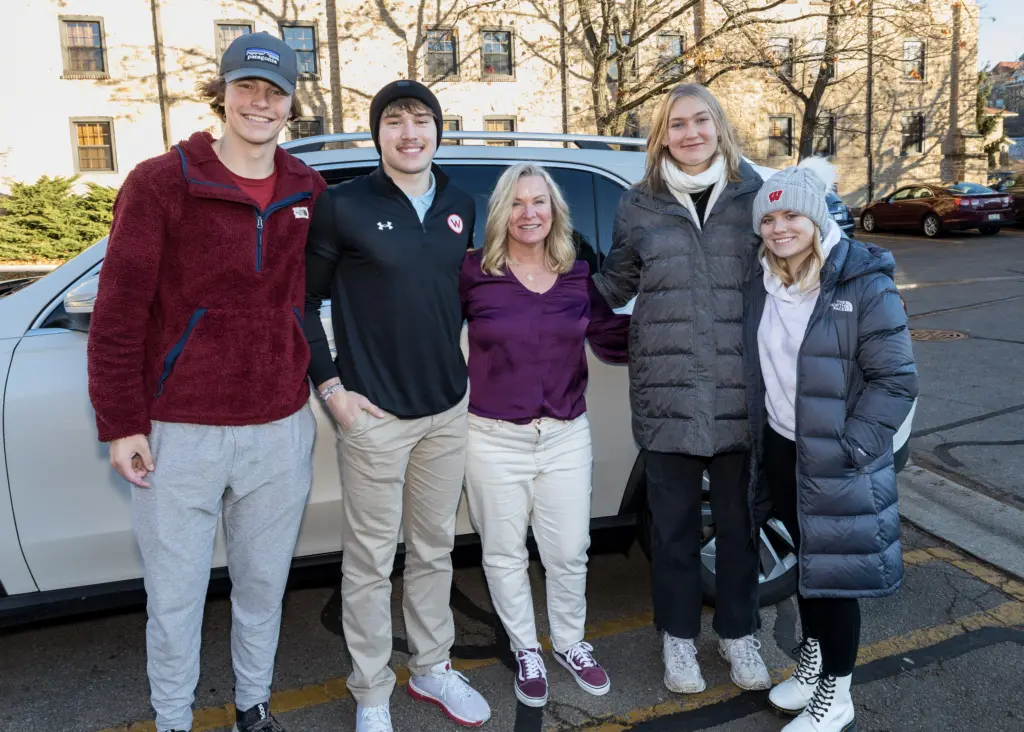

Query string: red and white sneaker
408 660 491 727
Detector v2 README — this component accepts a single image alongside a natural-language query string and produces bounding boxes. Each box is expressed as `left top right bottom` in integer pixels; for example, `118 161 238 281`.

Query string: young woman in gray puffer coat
746 158 918 732
592 83 771 695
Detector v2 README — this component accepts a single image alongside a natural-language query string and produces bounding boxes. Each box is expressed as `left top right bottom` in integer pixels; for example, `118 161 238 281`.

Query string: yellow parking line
569 600 1024 732
98 545 1022 732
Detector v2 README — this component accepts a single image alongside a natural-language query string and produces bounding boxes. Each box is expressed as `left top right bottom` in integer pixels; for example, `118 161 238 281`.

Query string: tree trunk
797 0 841 160
325 0 344 133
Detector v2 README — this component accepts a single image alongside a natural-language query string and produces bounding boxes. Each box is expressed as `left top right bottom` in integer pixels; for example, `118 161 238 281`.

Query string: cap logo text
245 48 281 66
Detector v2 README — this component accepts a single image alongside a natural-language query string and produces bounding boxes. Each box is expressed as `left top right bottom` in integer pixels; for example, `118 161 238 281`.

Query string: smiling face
222 78 292 147
378 102 437 177
507 175 553 250
759 210 817 262
664 96 719 175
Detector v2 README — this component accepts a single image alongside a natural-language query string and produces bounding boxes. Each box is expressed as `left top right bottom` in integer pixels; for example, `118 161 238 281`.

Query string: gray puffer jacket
592 160 763 456
745 235 919 599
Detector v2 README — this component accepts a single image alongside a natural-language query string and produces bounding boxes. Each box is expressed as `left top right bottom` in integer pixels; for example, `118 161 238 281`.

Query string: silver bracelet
319 384 344 401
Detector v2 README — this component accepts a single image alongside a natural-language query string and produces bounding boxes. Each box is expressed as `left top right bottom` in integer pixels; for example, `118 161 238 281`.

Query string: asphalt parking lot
1 227 1022 732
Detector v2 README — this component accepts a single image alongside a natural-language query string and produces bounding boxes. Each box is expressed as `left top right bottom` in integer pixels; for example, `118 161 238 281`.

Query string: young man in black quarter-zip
302 80 488 732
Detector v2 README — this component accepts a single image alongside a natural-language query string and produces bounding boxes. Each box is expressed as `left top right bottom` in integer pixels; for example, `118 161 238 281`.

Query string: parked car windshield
947 182 995 195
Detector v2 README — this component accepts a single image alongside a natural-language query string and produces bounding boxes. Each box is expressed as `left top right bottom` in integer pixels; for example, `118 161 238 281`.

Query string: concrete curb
899 464 1024 580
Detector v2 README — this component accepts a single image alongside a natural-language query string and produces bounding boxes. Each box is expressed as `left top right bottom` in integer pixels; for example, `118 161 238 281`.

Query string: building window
809 39 835 82
282 24 318 76
903 41 925 81
215 21 252 58
482 30 513 78
426 29 458 80
441 117 462 145
768 116 793 157
901 114 924 155
60 17 107 77
813 115 835 156
608 34 636 82
289 117 323 139
657 34 684 74
768 37 793 79
485 117 516 146
71 119 116 172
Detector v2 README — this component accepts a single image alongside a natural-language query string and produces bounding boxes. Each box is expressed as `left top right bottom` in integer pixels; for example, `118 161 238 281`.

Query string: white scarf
661 155 728 230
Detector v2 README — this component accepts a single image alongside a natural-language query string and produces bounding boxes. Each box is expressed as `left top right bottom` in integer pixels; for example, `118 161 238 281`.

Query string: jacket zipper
253 192 312 272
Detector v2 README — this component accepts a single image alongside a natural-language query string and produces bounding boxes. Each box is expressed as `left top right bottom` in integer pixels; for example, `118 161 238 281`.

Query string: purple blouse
459 249 630 424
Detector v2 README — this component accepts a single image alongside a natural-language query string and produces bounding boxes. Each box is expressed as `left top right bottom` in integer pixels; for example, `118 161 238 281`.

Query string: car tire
636 484 799 609
923 213 942 238
979 226 1000 236
861 211 877 233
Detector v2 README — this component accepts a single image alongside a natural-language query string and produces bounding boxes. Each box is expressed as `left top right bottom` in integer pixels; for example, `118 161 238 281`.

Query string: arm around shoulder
592 194 642 309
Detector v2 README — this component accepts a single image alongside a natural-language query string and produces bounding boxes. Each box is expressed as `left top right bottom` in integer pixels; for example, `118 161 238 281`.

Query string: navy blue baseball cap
220 31 298 95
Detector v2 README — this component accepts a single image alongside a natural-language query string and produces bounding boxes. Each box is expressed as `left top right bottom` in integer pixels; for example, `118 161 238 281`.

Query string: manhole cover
910 329 968 341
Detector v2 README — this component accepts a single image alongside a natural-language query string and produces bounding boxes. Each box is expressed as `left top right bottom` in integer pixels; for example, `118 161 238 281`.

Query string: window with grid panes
485 118 515 146
768 116 793 157
901 114 924 155
63 20 105 73
441 118 462 145
903 41 925 81
289 117 323 139
482 31 512 78
809 39 835 82
813 115 835 156
426 30 458 79
768 37 793 78
608 34 635 81
283 25 317 75
657 34 683 74
216 23 252 57
74 121 115 171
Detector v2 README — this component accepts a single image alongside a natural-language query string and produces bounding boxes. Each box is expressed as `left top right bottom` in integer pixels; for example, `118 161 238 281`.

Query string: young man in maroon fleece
86 32 325 732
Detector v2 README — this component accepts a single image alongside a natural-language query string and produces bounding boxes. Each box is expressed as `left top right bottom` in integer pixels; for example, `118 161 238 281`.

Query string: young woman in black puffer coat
745 158 919 732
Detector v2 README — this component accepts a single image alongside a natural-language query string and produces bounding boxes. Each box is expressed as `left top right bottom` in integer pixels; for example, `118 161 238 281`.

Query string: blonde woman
459 163 629 708
591 83 771 694
746 158 917 731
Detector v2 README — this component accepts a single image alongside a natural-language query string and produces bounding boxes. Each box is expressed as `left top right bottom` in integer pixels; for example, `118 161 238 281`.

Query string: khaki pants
337 390 469 706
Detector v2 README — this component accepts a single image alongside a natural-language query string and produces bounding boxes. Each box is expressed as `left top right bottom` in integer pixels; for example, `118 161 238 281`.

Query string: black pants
645 450 759 639
763 426 861 676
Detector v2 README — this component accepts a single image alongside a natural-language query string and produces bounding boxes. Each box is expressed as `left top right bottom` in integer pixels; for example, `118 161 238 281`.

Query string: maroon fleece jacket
87 131 327 442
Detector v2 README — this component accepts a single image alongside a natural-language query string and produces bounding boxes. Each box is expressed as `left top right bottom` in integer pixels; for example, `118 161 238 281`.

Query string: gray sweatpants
132 405 315 732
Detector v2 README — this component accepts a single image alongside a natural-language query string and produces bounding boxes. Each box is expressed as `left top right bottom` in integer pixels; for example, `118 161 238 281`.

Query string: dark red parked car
860 182 1014 238
993 174 1024 227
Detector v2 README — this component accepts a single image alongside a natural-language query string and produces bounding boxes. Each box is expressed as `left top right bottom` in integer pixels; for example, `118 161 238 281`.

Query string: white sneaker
408 660 491 727
719 635 772 691
782 674 855 732
355 702 393 732
769 638 822 716
662 633 706 694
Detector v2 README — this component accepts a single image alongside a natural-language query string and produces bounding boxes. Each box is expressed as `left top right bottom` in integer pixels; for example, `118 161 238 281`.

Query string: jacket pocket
155 308 208 397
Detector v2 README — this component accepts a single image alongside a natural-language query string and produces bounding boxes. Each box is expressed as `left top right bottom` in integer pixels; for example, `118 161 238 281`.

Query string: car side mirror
64 274 99 315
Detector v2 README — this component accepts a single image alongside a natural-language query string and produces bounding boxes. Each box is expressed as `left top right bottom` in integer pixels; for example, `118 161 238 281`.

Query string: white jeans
465 412 593 652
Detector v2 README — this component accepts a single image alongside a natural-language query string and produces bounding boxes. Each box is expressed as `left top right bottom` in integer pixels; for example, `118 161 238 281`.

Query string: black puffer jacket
745 235 918 599
592 161 763 456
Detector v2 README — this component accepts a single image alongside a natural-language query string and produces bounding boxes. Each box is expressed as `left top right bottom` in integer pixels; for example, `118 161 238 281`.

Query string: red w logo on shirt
768 190 783 203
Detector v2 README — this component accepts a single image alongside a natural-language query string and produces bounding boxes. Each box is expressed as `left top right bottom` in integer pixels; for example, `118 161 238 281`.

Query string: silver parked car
0 131 915 625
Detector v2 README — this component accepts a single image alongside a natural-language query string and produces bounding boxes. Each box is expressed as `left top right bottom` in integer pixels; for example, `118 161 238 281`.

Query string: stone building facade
5 0 986 207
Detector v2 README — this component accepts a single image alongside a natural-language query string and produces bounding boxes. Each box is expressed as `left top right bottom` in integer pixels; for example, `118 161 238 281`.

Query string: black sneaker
235 702 286 732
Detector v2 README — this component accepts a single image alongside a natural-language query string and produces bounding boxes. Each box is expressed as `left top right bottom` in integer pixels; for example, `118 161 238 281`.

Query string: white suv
0 131 912 625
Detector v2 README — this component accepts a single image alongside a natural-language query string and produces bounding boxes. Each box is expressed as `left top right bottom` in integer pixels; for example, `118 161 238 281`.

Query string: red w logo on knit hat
768 190 783 203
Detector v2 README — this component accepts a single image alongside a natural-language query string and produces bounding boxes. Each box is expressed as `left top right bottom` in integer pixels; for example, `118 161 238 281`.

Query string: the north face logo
768 190 783 203
831 300 853 313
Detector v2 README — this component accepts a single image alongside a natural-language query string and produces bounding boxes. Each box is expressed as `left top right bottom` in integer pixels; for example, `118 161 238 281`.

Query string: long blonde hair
481 163 576 276
759 225 826 292
640 84 745 195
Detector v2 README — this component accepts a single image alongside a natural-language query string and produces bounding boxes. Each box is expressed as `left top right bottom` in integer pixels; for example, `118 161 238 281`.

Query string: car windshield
947 182 996 194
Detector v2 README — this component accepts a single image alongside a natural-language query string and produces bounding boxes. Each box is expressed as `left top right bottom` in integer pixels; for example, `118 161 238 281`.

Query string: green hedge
0 176 116 263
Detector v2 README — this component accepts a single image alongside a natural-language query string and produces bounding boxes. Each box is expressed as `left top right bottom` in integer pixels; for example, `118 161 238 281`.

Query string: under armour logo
831 300 853 313
768 190 783 203
377 221 393 230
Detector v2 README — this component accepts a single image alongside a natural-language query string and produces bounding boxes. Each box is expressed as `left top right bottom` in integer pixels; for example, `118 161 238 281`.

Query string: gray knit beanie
751 156 839 234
